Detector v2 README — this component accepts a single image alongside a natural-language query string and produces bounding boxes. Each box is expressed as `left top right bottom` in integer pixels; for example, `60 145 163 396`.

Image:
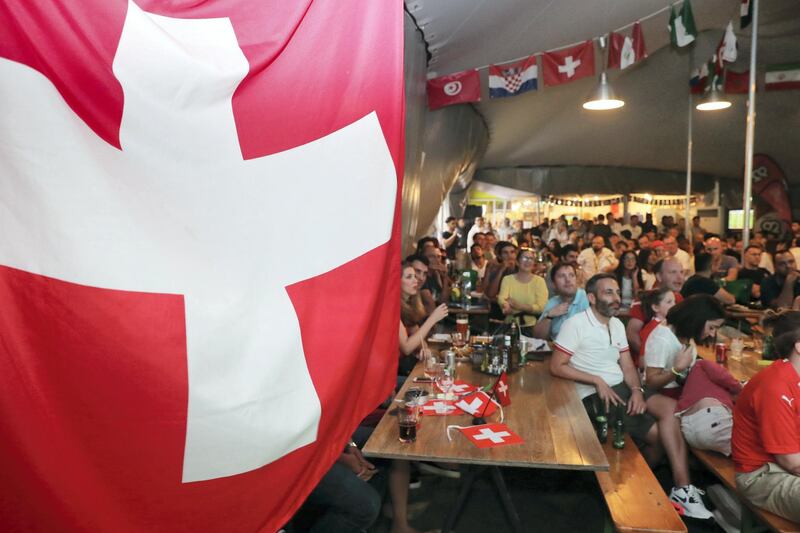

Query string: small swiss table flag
459 423 523 449
494 371 511 407
455 390 498 417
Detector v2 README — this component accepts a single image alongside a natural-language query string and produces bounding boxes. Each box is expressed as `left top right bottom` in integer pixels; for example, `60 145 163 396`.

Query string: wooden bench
595 435 687 533
691 448 800 533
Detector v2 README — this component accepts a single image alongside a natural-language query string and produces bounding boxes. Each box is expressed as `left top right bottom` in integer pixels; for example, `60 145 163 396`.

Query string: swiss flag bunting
541 41 595 86
459 423 523 449
608 23 647 70
427 70 481 110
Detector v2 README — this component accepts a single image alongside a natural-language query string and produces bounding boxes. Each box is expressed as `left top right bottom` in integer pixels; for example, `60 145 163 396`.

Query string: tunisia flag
427 69 481 109
542 41 596 86
0 1 403 531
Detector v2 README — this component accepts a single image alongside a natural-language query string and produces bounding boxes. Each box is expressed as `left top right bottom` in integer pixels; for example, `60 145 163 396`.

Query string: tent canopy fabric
409 0 800 187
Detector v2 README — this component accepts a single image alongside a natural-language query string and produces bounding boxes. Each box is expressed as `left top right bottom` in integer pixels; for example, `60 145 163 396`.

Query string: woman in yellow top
497 247 548 328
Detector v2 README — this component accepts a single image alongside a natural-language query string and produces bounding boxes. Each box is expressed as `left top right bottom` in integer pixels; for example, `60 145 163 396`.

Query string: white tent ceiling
407 0 800 183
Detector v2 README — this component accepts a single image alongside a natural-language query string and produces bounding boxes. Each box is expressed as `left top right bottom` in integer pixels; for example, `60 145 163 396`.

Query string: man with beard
533 263 589 341
550 274 657 457
578 235 618 277
738 245 771 301
469 243 487 285
441 216 461 260
762 250 800 309
626 258 685 356
705 235 739 281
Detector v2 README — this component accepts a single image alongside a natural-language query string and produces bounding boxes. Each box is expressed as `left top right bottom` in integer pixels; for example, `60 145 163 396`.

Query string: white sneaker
670 485 714 520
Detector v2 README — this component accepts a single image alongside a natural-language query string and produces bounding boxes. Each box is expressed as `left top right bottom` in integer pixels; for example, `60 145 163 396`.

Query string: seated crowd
290 213 800 531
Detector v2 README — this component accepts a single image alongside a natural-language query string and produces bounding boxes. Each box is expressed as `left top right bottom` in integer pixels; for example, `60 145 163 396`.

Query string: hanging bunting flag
668 0 698 47
608 22 647 70
724 69 751 93
716 21 738 68
541 41 595 86
427 69 481 110
488 55 538 98
740 0 753 29
690 62 709 94
765 63 800 91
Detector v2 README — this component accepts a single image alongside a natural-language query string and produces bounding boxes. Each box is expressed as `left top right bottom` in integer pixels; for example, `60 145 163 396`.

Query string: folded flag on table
494 371 511 407
459 423 523 449
740 0 753 29
455 391 498 417
488 55 538 98
437 379 477 395
608 22 647 70
724 70 750 94
541 41 595 86
421 400 465 416
765 63 800 91
668 0 697 48
427 69 481 109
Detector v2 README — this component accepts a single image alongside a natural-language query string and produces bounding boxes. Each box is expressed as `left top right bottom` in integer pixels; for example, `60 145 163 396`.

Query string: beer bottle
613 403 625 449
509 321 521 371
594 398 608 444
502 335 511 372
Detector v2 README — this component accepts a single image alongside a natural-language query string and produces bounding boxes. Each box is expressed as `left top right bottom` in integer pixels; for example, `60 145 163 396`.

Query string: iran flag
0 1 403 531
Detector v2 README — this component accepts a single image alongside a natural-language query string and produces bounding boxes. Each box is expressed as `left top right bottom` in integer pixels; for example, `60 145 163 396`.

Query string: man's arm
725 266 739 282
531 316 552 340
775 453 800 475
618 350 646 415
714 287 736 305
772 272 800 309
549 349 623 408
626 318 644 356
442 232 457 248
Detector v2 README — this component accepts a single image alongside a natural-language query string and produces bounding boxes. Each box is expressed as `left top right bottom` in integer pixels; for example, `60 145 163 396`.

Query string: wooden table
363 359 607 532
363 360 608 471
696 343 771 381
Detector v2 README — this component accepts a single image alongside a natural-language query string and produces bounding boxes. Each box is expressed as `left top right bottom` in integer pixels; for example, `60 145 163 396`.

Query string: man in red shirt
626 258 685 355
732 313 800 523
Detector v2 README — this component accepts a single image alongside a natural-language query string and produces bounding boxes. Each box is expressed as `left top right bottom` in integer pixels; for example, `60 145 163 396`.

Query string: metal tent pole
685 48 694 241
742 0 760 251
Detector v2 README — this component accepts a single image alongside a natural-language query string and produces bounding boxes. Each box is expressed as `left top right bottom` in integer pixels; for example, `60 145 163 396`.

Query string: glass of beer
398 401 419 443
455 314 469 345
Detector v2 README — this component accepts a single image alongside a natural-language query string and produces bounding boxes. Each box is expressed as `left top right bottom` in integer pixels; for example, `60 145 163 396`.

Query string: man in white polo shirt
550 273 713 519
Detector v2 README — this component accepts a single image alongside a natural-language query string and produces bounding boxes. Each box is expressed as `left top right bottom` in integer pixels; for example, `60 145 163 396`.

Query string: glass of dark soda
398 401 419 443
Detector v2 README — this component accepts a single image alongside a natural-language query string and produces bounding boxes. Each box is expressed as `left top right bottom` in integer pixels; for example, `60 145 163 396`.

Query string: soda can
443 350 456 375
715 342 728 364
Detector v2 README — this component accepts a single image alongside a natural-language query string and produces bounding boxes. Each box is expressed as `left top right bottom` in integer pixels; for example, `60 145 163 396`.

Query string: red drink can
715 343 728 364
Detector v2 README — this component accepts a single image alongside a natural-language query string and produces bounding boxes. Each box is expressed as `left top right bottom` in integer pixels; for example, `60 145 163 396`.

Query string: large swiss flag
0 1 403 531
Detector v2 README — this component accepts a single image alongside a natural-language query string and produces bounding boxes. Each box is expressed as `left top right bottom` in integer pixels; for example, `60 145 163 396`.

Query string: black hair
666 294 725 343
559 244 578 259
445 216 456 223
744 244 763 254
404 254 429 266
641 287 673 322
620 229 632 239
764 311 800 358
586 273 617 296
416 236 438 251
550 262 576 283
694 252 712 273
494 240 517 258
638 249 656 272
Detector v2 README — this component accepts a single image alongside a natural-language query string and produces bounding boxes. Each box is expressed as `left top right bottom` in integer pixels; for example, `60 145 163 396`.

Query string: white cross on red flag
437 379 478 395
0 1 402 531
494 371 512 406
459 423 524 449
421 400 465 416
455 391 499 417
541 40 596 86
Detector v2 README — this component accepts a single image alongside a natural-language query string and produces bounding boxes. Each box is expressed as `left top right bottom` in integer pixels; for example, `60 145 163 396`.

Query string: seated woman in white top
643 295 726 519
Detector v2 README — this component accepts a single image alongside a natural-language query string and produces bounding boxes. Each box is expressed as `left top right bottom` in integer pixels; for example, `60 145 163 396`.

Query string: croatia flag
0 1 402 531
488 56 538 98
